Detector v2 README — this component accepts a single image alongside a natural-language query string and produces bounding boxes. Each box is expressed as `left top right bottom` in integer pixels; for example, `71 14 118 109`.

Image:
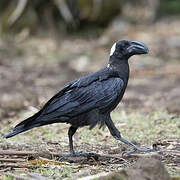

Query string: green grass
1 110 180 179
1 110 179 150
34 165 73 179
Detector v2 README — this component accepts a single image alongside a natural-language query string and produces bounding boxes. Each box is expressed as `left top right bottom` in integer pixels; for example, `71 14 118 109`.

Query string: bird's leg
68 126 77 155
67 126 96 158
59 126 89 158
106 117 153 155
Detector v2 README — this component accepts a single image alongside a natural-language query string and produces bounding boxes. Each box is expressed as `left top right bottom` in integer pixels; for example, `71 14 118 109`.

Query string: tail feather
3 110 42 139
3 123 41 138
14 110 42 128
3 109 62 139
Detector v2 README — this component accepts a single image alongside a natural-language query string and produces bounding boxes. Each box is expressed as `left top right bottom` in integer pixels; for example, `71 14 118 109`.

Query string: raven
4 40 152 155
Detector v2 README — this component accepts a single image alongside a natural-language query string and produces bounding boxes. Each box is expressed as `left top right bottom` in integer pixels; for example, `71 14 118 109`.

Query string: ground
0 18 180 179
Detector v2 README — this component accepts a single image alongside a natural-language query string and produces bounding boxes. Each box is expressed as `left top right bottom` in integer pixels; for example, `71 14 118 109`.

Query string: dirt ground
0 18 180 179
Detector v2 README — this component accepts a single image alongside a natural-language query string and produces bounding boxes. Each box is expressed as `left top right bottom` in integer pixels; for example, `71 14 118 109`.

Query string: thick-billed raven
4 40 153 155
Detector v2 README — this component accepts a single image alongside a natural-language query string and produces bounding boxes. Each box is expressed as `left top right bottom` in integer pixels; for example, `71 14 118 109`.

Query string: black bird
3 40 152 155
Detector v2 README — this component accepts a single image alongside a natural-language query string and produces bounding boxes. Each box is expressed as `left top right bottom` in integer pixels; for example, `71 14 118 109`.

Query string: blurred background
0 0 180 124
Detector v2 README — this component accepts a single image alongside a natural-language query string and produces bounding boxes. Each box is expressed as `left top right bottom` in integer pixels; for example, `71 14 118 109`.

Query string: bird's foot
122 148 137 155
122 146 154 156
118 137 154 155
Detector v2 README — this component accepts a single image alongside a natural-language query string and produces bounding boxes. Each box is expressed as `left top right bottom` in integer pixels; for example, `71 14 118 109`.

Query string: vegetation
1 0 180 34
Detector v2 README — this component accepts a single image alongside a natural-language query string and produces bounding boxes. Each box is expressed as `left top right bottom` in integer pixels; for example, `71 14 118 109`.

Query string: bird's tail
3 111 42 139
3 123 41 138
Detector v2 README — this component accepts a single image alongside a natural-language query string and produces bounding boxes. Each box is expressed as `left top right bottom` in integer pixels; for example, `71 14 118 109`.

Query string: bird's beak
127 41 149 55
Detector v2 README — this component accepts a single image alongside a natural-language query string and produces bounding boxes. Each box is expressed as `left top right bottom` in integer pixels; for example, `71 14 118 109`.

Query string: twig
0 164 32 169
0 158 25 163
24 158 71 166
0 150 37 156
0 167 11 172
169 152 180 157
158 150 180 157
0 150 60 157
127 152 162 158
158 150 180 154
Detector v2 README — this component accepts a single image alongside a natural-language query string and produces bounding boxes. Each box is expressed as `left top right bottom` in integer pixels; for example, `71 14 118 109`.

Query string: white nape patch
110 42 116 56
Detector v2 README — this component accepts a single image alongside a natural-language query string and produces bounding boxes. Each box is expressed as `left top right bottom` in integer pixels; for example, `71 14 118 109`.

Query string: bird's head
110 40 149 59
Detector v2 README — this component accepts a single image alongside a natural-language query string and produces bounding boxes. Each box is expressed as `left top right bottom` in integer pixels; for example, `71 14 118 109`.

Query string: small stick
127 152 161 158
0 158 25 163
0 150 60 158
0 150 37 156
0 164 32 169
0 167 11 172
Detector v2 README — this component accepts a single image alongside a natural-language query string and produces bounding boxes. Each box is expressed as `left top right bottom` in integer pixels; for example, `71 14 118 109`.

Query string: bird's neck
108 56 130 80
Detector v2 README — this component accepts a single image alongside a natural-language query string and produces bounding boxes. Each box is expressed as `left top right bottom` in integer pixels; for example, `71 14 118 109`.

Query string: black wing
37 76 124 121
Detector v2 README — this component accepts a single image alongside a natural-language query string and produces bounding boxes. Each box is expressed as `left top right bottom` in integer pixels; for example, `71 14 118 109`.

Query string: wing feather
38 77 124 122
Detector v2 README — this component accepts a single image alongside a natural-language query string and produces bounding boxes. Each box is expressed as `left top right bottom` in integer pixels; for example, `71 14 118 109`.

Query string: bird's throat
108 57 130 80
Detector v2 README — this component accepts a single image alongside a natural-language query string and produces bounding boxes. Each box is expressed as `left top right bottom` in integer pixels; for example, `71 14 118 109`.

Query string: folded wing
38 77 124 121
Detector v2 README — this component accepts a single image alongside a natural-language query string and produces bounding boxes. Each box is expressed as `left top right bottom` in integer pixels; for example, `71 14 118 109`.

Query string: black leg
106 116 153 155
68 126 77 154
66 126 95 158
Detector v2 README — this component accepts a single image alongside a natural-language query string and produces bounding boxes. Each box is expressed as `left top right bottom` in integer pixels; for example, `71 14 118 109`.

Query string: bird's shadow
57 152 126 164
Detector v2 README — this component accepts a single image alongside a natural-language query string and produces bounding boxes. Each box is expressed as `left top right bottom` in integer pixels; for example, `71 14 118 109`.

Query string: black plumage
4 40 152 155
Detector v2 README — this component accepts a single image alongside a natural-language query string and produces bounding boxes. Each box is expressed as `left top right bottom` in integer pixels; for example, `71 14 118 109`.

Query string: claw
122 148 137 156
122 146 154 156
